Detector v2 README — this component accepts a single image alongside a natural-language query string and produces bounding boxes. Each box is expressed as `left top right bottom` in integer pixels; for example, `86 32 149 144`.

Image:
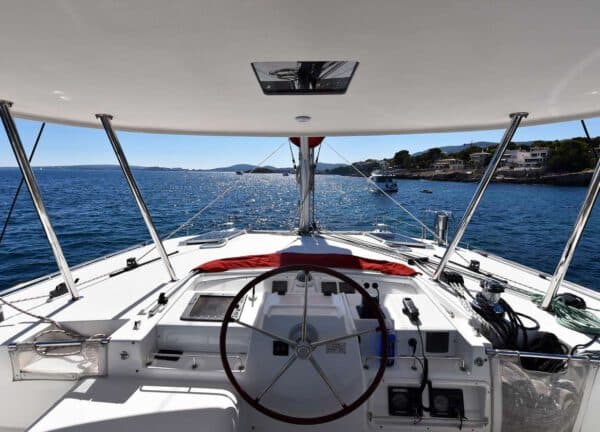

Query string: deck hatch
252 61 358 95
181 228 245 247
180 293 245 321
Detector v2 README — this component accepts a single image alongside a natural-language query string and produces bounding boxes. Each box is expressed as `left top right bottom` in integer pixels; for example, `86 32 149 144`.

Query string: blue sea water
0 167 598 291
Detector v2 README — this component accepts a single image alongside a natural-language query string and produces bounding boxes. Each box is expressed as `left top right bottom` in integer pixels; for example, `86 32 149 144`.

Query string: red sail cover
289 137 324 148
194 252 417 276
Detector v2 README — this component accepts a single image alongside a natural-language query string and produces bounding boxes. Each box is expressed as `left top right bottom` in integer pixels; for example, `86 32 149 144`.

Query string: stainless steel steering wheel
219 264 388 425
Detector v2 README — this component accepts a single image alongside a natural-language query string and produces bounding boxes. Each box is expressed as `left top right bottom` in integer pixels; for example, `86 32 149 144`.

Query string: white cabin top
2 0 600 136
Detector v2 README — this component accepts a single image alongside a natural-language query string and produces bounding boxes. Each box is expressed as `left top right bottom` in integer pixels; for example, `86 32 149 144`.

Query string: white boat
1 2 600 432
369 170 398 193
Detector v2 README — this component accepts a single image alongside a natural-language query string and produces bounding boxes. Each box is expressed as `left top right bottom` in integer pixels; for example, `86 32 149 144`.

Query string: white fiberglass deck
1 231 599 431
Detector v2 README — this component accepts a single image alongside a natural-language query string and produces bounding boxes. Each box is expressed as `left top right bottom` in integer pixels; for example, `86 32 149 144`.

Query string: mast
298 136 314 233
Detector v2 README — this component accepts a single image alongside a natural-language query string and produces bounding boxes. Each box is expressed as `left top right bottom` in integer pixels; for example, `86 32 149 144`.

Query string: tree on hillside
546 139 595 173
411 148 443 169
391 150 411 168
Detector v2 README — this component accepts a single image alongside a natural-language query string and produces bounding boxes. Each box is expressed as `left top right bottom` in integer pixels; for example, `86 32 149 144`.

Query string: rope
325 142 442 242
531 294 600 336
136 140 287 262
3 294 49 303
0 296 106 357
0 296 64 329
0 122 45 245
0 297 106 343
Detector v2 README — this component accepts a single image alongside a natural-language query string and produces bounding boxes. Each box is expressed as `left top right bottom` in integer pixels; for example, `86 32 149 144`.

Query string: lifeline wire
136 140 287 262
325 142 442 242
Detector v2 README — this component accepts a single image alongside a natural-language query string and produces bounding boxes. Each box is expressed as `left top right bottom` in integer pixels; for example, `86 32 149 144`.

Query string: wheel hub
296 341 312 360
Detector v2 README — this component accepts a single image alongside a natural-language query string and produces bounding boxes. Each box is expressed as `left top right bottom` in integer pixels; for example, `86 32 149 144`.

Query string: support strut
541 144 600 309
0 101 79 299
433 112 528 280
96 114 177 281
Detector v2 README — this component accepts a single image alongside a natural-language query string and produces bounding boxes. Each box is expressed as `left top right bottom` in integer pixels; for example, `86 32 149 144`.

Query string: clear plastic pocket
491 354 591 432
7 321 117 381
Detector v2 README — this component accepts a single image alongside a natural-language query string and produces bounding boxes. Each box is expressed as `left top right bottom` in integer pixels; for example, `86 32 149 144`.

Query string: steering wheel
219 264 388 425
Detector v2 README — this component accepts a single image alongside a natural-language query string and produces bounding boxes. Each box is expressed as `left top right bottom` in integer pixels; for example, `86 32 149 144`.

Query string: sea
0 167 598 291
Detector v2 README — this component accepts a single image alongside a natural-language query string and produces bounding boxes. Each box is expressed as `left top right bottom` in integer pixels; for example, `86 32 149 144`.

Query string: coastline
393 169 594 186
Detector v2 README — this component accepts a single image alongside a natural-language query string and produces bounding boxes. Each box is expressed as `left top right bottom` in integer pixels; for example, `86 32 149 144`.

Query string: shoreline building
500 147 549 170
433 158 465 170
469 151 491 166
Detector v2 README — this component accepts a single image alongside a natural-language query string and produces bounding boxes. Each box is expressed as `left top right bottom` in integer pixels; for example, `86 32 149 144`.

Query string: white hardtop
2 1 600 136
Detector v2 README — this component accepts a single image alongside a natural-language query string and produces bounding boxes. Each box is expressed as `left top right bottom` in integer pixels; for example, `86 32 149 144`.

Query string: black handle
402 297 420 324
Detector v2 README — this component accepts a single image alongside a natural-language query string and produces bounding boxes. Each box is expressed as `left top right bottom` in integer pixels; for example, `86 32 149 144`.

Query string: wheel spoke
312 327 380 348
233 319 296 347
309 356 346 408
255 353 298 402
301 270 309 342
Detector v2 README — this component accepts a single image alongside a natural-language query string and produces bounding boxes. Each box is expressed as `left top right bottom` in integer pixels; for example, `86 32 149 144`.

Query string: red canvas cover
289 137 324 148
194 252 417 276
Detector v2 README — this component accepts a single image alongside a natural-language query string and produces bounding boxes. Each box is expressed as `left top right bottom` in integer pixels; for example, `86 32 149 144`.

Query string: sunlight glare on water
0 168 598 290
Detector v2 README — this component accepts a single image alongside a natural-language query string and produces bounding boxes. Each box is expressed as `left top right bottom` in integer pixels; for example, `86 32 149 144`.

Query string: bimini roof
2 1 600 136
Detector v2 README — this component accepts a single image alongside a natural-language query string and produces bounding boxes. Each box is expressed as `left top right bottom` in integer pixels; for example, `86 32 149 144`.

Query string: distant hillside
413 141 534 156
208 162 347 173
316 162 347 171
206 164 265 172
22 165 192 171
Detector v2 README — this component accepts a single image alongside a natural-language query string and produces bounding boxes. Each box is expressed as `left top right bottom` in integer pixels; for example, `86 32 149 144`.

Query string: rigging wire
580 119 599 160
325 142 442 242
0 122 45 246
288 140 297 171
136 140 287 262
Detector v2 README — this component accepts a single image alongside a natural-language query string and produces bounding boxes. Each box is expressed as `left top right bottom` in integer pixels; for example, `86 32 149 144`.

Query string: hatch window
252 61 358 95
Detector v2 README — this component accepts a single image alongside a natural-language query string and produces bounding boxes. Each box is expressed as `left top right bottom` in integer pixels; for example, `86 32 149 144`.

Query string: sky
1 116 600 170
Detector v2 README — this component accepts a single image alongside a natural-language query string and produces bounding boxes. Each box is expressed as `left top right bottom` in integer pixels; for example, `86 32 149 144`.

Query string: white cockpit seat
28 378 238 432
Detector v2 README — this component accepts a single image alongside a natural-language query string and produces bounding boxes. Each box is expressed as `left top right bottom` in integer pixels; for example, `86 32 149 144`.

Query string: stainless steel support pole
433 112 528 280
0 101 79 299
541 154 600 309
298 136 314 233
96 114 177 281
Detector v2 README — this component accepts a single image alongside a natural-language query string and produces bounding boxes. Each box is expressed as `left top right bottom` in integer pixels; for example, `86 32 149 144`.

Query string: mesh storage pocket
492 356 589 432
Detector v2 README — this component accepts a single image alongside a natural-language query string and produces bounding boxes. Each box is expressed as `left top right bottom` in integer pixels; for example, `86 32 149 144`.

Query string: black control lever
402 297 420 324
357 283 380 319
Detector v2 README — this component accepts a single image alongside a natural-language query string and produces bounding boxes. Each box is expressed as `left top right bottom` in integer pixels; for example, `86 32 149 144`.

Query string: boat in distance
369 170 399 193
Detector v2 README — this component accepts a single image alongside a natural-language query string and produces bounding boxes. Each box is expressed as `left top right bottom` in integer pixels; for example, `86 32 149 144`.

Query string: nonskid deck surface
1 231 599 431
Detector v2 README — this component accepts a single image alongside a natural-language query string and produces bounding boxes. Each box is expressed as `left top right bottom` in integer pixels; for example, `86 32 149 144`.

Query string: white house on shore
500 147 550 170
433 158 465 170
469 151 491 166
